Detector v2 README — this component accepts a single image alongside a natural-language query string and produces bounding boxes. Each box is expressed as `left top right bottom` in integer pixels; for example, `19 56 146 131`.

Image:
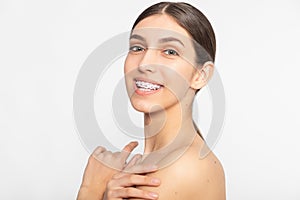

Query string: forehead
133 14 191 39
131 15 197 64
131 15 195 50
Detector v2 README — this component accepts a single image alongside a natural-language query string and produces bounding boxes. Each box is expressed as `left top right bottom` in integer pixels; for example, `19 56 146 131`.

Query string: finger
110 187 159 200
91 146 107 161
110 174 160 187
120 141 139 162
124 154 142 170
92 146 106 155
111 172 127 179
122 141 138 154
123 163 159 174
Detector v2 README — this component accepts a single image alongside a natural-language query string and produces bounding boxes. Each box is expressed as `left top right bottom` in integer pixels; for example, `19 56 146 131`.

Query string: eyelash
163 49 179 56
129 46 145 52
129 45 179 57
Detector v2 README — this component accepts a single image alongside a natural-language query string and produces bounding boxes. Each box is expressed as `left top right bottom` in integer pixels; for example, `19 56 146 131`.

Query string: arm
76 151 114 200
77 142 138 200
77 142 161 200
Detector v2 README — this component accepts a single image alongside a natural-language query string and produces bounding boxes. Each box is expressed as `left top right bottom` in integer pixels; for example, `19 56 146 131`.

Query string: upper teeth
136 80 161 90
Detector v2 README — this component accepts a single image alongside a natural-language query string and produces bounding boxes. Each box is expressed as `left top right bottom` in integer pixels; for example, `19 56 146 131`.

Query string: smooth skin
77 142 161 200
77 13 225 200
123 14 226 200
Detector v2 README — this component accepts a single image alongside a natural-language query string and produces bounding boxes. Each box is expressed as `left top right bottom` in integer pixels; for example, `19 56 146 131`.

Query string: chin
129 98 165 114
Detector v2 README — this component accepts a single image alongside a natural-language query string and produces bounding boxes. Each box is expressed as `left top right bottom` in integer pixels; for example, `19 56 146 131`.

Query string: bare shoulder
138 143 226 200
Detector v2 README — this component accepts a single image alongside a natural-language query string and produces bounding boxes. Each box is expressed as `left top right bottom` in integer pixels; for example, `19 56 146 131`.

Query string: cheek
178 63 196 86
124 54 141 74
124 55 138 97
164 62 195 84
124 55 132 74
161 63 195 98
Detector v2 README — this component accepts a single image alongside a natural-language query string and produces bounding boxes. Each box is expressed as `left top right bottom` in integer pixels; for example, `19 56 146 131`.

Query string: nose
138 48 157 73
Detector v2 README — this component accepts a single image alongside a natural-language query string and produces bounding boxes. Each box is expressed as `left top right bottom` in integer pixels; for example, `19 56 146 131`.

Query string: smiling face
124 14 200 113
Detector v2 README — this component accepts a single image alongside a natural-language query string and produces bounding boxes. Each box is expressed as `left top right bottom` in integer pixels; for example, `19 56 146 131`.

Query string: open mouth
135 80 163 92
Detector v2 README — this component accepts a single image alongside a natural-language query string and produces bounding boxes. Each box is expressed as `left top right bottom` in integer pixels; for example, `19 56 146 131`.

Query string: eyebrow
130 34 146 42
130 34 185 47
158 37 185 47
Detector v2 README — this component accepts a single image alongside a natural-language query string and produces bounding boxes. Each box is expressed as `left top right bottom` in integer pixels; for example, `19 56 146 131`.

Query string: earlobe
190 61 214 90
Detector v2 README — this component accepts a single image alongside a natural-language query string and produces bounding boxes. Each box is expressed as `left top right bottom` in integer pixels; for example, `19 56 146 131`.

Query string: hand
103 154 161 200
77 141 140 200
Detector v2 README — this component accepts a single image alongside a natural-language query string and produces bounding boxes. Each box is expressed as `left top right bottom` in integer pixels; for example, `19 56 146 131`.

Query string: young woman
77 2 225 200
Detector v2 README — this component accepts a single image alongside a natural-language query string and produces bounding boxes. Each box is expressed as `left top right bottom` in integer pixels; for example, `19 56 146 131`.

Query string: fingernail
151 178 161 184
149 192 158 199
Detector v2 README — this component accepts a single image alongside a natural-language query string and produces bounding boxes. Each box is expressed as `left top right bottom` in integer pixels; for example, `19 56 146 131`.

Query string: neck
143 97 198 154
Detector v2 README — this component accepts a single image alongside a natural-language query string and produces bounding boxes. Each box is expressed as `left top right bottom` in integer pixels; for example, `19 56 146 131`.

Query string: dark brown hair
131 2 216 64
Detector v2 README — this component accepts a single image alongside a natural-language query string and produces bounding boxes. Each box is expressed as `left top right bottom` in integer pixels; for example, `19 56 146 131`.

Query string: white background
1 0 300 199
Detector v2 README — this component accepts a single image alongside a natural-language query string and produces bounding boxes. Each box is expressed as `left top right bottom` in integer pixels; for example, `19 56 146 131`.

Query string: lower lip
134 84 163 96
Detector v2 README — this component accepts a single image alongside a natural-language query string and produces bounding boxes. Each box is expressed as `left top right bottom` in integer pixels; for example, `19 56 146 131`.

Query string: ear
190 61 214 90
